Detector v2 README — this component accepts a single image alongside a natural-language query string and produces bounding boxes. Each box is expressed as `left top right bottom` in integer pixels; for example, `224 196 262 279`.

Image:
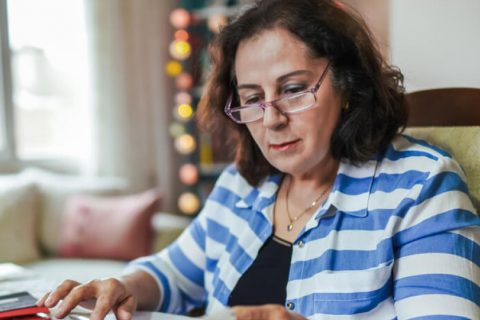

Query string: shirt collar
234 159 378 218
235 173 283 212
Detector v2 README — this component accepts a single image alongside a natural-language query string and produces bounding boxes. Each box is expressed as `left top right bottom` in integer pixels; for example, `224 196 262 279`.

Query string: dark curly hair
197 0 407 186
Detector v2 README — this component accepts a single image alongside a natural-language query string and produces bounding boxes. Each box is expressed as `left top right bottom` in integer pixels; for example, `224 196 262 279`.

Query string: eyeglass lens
230 91 316 123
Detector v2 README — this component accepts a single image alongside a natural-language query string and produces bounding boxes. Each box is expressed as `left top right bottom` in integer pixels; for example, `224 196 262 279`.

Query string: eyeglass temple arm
224 95 233 113
312 61 330 92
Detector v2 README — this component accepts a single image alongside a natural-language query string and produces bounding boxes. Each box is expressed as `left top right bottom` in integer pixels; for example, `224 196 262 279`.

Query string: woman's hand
233 304 308 320
36 277 137 320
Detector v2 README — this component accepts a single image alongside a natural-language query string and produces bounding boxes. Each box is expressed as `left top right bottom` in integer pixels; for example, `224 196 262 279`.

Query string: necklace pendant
287 223 293 231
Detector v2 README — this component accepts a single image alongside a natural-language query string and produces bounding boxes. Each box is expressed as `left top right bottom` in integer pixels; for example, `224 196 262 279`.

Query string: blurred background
1 0 479 216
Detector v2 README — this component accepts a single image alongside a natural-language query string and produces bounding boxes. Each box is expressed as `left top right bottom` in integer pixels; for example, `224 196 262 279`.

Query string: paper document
105 311 193 319
103 309 236 320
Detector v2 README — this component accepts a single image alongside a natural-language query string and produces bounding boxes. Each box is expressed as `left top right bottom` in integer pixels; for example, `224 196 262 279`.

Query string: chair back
404 88 480 210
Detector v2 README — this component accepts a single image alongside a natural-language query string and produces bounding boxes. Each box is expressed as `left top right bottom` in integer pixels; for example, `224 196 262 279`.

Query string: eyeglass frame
224 62 331 124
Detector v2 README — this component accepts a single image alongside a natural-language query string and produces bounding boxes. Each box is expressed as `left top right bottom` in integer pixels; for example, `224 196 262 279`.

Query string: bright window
4 0 91 162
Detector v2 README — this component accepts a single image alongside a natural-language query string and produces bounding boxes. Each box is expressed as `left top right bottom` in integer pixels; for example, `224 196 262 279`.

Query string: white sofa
0 168 189 285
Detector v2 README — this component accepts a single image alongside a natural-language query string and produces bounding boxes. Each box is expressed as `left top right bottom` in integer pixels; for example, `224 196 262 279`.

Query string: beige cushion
19 168 128 255
404 127 480 210
0 180 40 263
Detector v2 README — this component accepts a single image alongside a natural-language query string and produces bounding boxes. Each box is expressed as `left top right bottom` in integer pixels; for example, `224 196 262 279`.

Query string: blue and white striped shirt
127 134 480 319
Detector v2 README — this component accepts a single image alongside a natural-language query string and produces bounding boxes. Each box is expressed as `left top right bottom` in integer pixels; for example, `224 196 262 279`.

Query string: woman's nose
262 103 288 129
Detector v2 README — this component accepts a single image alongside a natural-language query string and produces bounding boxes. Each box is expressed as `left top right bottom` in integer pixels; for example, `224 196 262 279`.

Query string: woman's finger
40 277 136 319
113 295 137 320
89 295 118 320
35 291 50 306
90 278 130 318
85 278 131 320
54 282 96 318
43 279 81 308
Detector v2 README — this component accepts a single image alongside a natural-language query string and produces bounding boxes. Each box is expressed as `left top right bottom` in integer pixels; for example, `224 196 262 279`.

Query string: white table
0 264 194 319
0 264 234 320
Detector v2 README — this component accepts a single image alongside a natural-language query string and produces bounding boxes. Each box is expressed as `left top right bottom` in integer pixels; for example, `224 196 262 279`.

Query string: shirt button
286 302 295 310
297 240 304 248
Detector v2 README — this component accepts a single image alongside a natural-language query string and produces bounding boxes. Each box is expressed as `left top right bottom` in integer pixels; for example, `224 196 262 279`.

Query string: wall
341 0 390 60
390 0 480 91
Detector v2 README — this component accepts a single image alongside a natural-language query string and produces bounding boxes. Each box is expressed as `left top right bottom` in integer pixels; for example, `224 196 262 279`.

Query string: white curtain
82 0 177 209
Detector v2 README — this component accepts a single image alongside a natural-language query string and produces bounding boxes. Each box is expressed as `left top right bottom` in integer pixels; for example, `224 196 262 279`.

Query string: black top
228 235 293 306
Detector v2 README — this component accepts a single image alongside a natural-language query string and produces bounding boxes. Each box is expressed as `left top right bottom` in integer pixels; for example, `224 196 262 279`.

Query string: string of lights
165 3 230 216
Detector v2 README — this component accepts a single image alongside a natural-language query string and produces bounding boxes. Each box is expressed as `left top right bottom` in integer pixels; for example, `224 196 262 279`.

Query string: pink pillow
58 189 161 260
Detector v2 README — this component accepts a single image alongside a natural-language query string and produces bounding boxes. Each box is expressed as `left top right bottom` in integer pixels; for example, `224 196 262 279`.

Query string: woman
38 0 480 319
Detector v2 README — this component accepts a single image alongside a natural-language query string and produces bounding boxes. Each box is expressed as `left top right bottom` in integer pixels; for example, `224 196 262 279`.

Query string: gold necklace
285 177 330 232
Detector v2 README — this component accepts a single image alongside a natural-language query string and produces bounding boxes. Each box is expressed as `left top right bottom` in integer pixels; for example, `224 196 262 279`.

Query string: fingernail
55 310 64 319
45 297 52 306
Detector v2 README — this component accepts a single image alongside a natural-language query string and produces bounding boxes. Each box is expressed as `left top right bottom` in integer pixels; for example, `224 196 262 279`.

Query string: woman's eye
243 96 261 105
283 85 306 95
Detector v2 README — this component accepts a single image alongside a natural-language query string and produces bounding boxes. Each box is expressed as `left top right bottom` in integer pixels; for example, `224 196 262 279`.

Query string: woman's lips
269 139 300 151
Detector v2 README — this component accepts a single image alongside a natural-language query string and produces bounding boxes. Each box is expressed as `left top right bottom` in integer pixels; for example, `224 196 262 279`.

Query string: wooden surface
405 88 480 126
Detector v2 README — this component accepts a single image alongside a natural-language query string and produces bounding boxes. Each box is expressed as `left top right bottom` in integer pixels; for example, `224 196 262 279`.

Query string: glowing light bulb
174 29 189 41
174 134 196 154
165 60 182 77
178 192 200 215
176 103 194 121
169 122 186 138
169 40 191 60
175 92 192 105
179 163 199 185
175 72 193 90
170 8 191 29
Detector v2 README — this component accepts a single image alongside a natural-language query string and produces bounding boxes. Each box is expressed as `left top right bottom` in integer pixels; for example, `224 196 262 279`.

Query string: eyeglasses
224 62 330 124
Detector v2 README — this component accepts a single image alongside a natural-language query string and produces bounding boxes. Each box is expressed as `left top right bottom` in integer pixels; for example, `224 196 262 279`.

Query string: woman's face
234 27 342 178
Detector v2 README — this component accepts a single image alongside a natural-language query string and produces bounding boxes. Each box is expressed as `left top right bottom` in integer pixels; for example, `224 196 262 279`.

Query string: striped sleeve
122 165 244 315
123 211 208 314
124 188 214 314
392 155 480 319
